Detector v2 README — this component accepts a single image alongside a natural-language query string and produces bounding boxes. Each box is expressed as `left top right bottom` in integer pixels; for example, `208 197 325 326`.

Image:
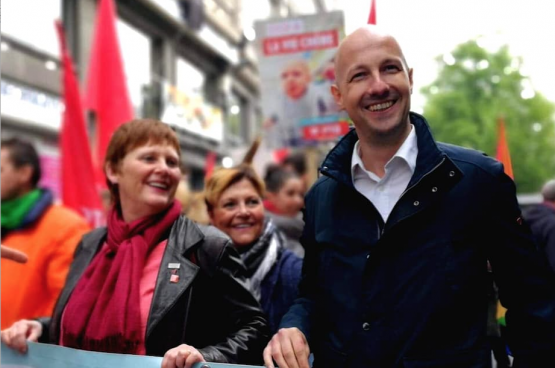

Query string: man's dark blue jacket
280 113 555 368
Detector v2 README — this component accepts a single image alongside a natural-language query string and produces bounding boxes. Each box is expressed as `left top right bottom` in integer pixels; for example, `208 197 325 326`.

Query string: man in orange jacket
1 138 90 329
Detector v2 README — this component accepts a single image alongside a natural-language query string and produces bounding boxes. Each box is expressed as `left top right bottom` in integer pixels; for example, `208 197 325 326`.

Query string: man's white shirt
351 125 418 223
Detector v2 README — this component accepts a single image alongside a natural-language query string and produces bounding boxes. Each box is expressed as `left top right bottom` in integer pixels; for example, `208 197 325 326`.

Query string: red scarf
61 200 181 353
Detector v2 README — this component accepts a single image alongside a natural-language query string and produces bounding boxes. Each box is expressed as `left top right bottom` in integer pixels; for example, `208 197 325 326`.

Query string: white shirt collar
351 124 418 181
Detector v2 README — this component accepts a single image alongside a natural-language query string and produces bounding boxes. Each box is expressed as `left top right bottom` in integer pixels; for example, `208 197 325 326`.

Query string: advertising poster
161 82 224 142
254 11 349 149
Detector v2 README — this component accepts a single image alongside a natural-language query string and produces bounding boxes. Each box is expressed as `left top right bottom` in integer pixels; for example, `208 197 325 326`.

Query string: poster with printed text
255 11 349 149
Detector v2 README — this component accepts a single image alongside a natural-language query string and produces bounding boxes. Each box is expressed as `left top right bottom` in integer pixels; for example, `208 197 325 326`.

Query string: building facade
1 0 263 193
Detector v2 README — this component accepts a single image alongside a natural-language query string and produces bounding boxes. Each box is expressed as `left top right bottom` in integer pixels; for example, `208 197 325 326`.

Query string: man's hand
263 327 310 368
1 245 28 263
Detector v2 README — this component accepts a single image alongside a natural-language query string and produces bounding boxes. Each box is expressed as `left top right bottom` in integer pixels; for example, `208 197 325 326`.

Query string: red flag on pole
495 117 512 322
84 0 133 184
368 0 377 24
55 21 104 227
495 116 514 179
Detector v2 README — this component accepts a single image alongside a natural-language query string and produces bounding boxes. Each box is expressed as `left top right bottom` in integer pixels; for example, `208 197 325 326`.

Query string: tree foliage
421 40 555 193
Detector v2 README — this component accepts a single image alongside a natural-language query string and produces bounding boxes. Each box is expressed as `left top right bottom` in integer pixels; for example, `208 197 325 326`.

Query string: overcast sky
338 0 555 112
5 0 553 115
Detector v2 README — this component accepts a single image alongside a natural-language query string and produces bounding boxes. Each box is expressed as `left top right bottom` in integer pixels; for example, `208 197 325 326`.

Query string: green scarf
1 189 42 229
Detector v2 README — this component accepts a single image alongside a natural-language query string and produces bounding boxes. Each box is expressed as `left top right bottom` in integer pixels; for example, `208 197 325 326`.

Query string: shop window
165 57 223 142
117 20 152 117
176 58 205 94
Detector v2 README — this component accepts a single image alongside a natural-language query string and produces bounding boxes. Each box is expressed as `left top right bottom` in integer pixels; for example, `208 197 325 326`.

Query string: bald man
263 25 555 368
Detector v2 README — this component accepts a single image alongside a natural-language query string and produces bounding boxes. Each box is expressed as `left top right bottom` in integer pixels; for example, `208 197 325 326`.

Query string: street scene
1 1 555 367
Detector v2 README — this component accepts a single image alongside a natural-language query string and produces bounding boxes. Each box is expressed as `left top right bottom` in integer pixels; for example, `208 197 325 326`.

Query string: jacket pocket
403 347 490 368
313 342 347 368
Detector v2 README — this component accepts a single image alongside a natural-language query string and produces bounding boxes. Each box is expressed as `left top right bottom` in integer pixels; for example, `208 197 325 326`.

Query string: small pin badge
168 263 181 269
170 273 180 283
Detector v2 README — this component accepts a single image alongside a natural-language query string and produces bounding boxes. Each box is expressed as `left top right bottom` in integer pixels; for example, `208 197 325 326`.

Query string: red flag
84 0 133 184
495 116 514 179
55 21 104 227
204 151 217 180
273 147 290 164
368 0 377 25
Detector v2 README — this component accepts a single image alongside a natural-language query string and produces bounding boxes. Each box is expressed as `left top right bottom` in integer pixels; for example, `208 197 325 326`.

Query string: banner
254 11 348 149
161 82 224 142
1 342 264 368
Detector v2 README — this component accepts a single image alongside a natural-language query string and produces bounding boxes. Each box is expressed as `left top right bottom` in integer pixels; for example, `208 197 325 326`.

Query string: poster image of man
265 59 336 147
256 11 347 149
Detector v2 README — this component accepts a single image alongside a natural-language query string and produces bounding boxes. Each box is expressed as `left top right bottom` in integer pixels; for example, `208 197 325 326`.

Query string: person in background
174 162 193 215
1 138 90 330
282 150 310 193
185 191 211 226
263 164 305 258
263 25 555 368
522 178 555 272
1 119 268 368
264 164 304 218
205 164 303 334
174 179 192 215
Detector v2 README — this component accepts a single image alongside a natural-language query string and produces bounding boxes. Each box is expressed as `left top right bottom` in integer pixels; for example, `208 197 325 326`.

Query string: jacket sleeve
487 164 555 366
279 190 318 343
36 317 52 343
197 241 269 365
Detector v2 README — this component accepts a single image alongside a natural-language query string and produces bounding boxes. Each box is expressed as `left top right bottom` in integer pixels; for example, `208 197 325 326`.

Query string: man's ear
408 68 414 94
331 84 344 110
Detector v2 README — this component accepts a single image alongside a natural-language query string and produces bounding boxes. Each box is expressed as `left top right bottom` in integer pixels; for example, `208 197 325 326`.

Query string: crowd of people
2 25 555 368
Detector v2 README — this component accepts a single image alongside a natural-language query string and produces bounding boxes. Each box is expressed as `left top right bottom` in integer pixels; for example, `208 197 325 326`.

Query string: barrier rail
1 342 267 368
